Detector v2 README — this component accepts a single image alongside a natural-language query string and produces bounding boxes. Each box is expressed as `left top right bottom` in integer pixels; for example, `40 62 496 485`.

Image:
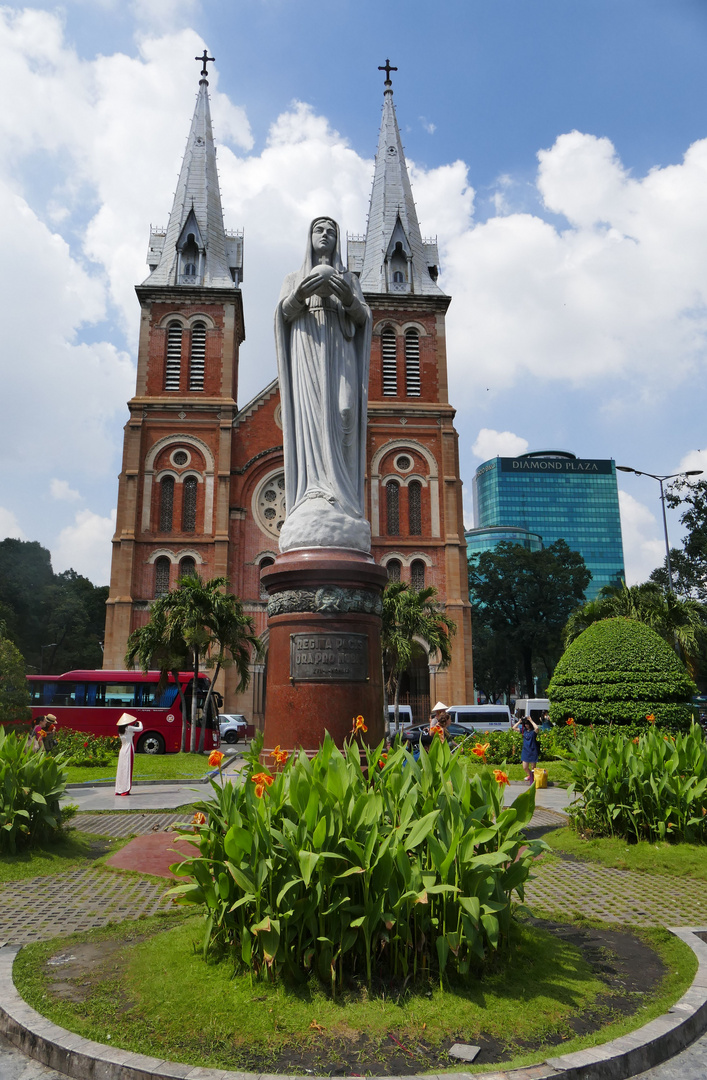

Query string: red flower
83 742 89 748
566 718 575 726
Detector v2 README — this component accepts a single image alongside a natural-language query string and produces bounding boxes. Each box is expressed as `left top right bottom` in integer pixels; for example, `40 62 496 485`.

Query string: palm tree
197 586 261 751
126 576 262 753
125 603 191 751
381 582 457 736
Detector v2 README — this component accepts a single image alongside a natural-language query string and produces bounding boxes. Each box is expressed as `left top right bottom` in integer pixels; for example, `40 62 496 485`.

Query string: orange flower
632 737 640 745
254 783 265 799
351 715 367 733
493 769 510 787
191 811 206 831
429 723 445 742
208 750 225 768
270 744 289 765
252 771 274 788
566 718 575 726
471 742 489 763
646 714 655 724
377 752 388 769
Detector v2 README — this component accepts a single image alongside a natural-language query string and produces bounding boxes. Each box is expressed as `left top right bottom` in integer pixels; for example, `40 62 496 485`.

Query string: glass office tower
468 450 625 600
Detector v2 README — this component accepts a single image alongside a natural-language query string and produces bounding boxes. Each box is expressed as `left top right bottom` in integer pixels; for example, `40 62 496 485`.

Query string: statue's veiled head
310 217 338 259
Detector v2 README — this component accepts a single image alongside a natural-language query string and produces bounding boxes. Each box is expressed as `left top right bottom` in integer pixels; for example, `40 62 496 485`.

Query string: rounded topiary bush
548 617 696 728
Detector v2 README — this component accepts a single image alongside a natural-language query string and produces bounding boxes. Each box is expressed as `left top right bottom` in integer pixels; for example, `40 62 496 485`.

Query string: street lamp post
615 466 704 593
40 643 57 676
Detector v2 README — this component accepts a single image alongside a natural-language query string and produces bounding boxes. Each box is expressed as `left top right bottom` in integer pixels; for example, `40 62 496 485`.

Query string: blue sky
2 0 707 586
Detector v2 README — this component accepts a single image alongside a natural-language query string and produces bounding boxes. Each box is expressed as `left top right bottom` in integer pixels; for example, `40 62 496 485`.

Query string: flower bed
0 728 68 853
566 722 707 842
53 729 120 767
169 734 544 992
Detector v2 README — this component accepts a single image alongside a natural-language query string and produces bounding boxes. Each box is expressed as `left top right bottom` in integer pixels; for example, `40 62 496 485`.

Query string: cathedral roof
144 74 242 289
354 72 443 296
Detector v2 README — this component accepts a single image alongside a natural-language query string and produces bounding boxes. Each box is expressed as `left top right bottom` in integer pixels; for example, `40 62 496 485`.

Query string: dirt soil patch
38 918 666 1075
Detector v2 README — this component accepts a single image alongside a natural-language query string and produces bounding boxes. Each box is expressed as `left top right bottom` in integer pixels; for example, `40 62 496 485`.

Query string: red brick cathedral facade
103 68 473 724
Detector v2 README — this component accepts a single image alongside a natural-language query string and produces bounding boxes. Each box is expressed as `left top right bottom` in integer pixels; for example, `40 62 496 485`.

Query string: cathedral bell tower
348 62 474 708
103 56 245 666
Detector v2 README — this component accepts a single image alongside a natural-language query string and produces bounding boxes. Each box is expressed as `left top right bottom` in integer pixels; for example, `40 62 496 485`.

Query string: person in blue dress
512 715 540 784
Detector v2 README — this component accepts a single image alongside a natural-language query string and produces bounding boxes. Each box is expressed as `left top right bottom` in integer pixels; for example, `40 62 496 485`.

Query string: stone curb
1 926 706 1080
65 750 244 790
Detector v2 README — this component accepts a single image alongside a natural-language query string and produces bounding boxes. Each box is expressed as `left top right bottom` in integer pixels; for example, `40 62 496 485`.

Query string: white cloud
677 448 707 475
0 508 26 541
50 479 81 502
472 428 529 460
618 490 665 585
52 509 116 585
419 117 436 135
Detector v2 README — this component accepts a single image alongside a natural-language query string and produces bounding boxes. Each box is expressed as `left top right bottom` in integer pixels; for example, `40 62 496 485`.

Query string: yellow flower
351 715 367 733
208 750 225 768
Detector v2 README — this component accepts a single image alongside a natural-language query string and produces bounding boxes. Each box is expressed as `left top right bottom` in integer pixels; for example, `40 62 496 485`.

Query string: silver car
219 713 247 744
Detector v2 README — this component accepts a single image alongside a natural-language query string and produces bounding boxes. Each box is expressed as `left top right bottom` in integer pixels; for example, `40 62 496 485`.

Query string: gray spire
144 74 242 288
353 74 441 295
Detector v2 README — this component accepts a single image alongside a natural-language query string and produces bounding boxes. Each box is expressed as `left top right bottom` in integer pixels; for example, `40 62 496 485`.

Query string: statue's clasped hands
295 265 354 306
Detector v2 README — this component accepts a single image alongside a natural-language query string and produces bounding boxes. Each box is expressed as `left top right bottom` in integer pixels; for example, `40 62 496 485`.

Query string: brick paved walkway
528 855 707 925
73 812 191 837
0 868 169 946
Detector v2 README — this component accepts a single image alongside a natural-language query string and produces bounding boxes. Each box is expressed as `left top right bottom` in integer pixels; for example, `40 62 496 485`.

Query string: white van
387 704 414 735
514 698 550 722
446 704 513 732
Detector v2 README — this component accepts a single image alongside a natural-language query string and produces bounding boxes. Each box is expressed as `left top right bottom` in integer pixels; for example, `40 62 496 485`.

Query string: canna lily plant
168 732 544 993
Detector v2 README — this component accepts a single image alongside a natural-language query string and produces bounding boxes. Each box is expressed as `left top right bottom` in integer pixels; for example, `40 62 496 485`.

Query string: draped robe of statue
275 218 373 552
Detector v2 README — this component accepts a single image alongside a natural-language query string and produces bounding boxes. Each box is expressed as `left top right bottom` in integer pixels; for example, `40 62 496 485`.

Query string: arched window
165 321 182 391
189 322 206 391
179 556 196 579
381 327 397 396
259 557 275 600
387 559 401 583
408 480 422 536
159 476 174 532
182 476 197 532
411 560 426 591
393 270 404 283
386 480 400 535
405 328 421 396
154 557 170 597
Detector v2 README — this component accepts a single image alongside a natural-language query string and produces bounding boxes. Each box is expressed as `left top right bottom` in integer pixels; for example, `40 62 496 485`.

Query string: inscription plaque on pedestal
290 632 368 682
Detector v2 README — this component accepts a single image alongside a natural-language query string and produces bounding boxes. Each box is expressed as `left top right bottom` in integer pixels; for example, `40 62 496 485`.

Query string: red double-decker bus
27 670 220 754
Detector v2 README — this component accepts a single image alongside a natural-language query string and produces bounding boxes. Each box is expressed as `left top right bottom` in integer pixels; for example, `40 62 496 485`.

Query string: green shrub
0 637 31 724
168 735 544 992
566 723 707 843
548 618 696 727
0 728 69 853
53 729 121 766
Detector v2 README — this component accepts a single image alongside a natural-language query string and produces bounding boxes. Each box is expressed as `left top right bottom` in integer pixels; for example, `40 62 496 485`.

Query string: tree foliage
548 617 696 728
0 636 31 724
381 582 456 733
564 580 707 675
468 540 591 694
0 539 107 674
648 478 707 601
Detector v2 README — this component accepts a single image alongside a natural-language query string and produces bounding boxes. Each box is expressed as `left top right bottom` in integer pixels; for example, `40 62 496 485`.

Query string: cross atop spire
378 58 397 86
195 50 215 81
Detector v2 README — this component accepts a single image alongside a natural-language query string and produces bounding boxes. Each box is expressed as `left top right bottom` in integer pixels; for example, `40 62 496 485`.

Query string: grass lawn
545 827 707 881
13 914 695 1075
64 752 220 785
0 831 127 883
463 758 573 786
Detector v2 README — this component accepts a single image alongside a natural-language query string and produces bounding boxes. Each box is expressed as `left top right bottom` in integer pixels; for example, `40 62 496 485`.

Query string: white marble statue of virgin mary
275 217 372 552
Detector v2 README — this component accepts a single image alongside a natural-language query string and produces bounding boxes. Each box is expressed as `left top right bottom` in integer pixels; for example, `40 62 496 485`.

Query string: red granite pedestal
261 548 388 756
